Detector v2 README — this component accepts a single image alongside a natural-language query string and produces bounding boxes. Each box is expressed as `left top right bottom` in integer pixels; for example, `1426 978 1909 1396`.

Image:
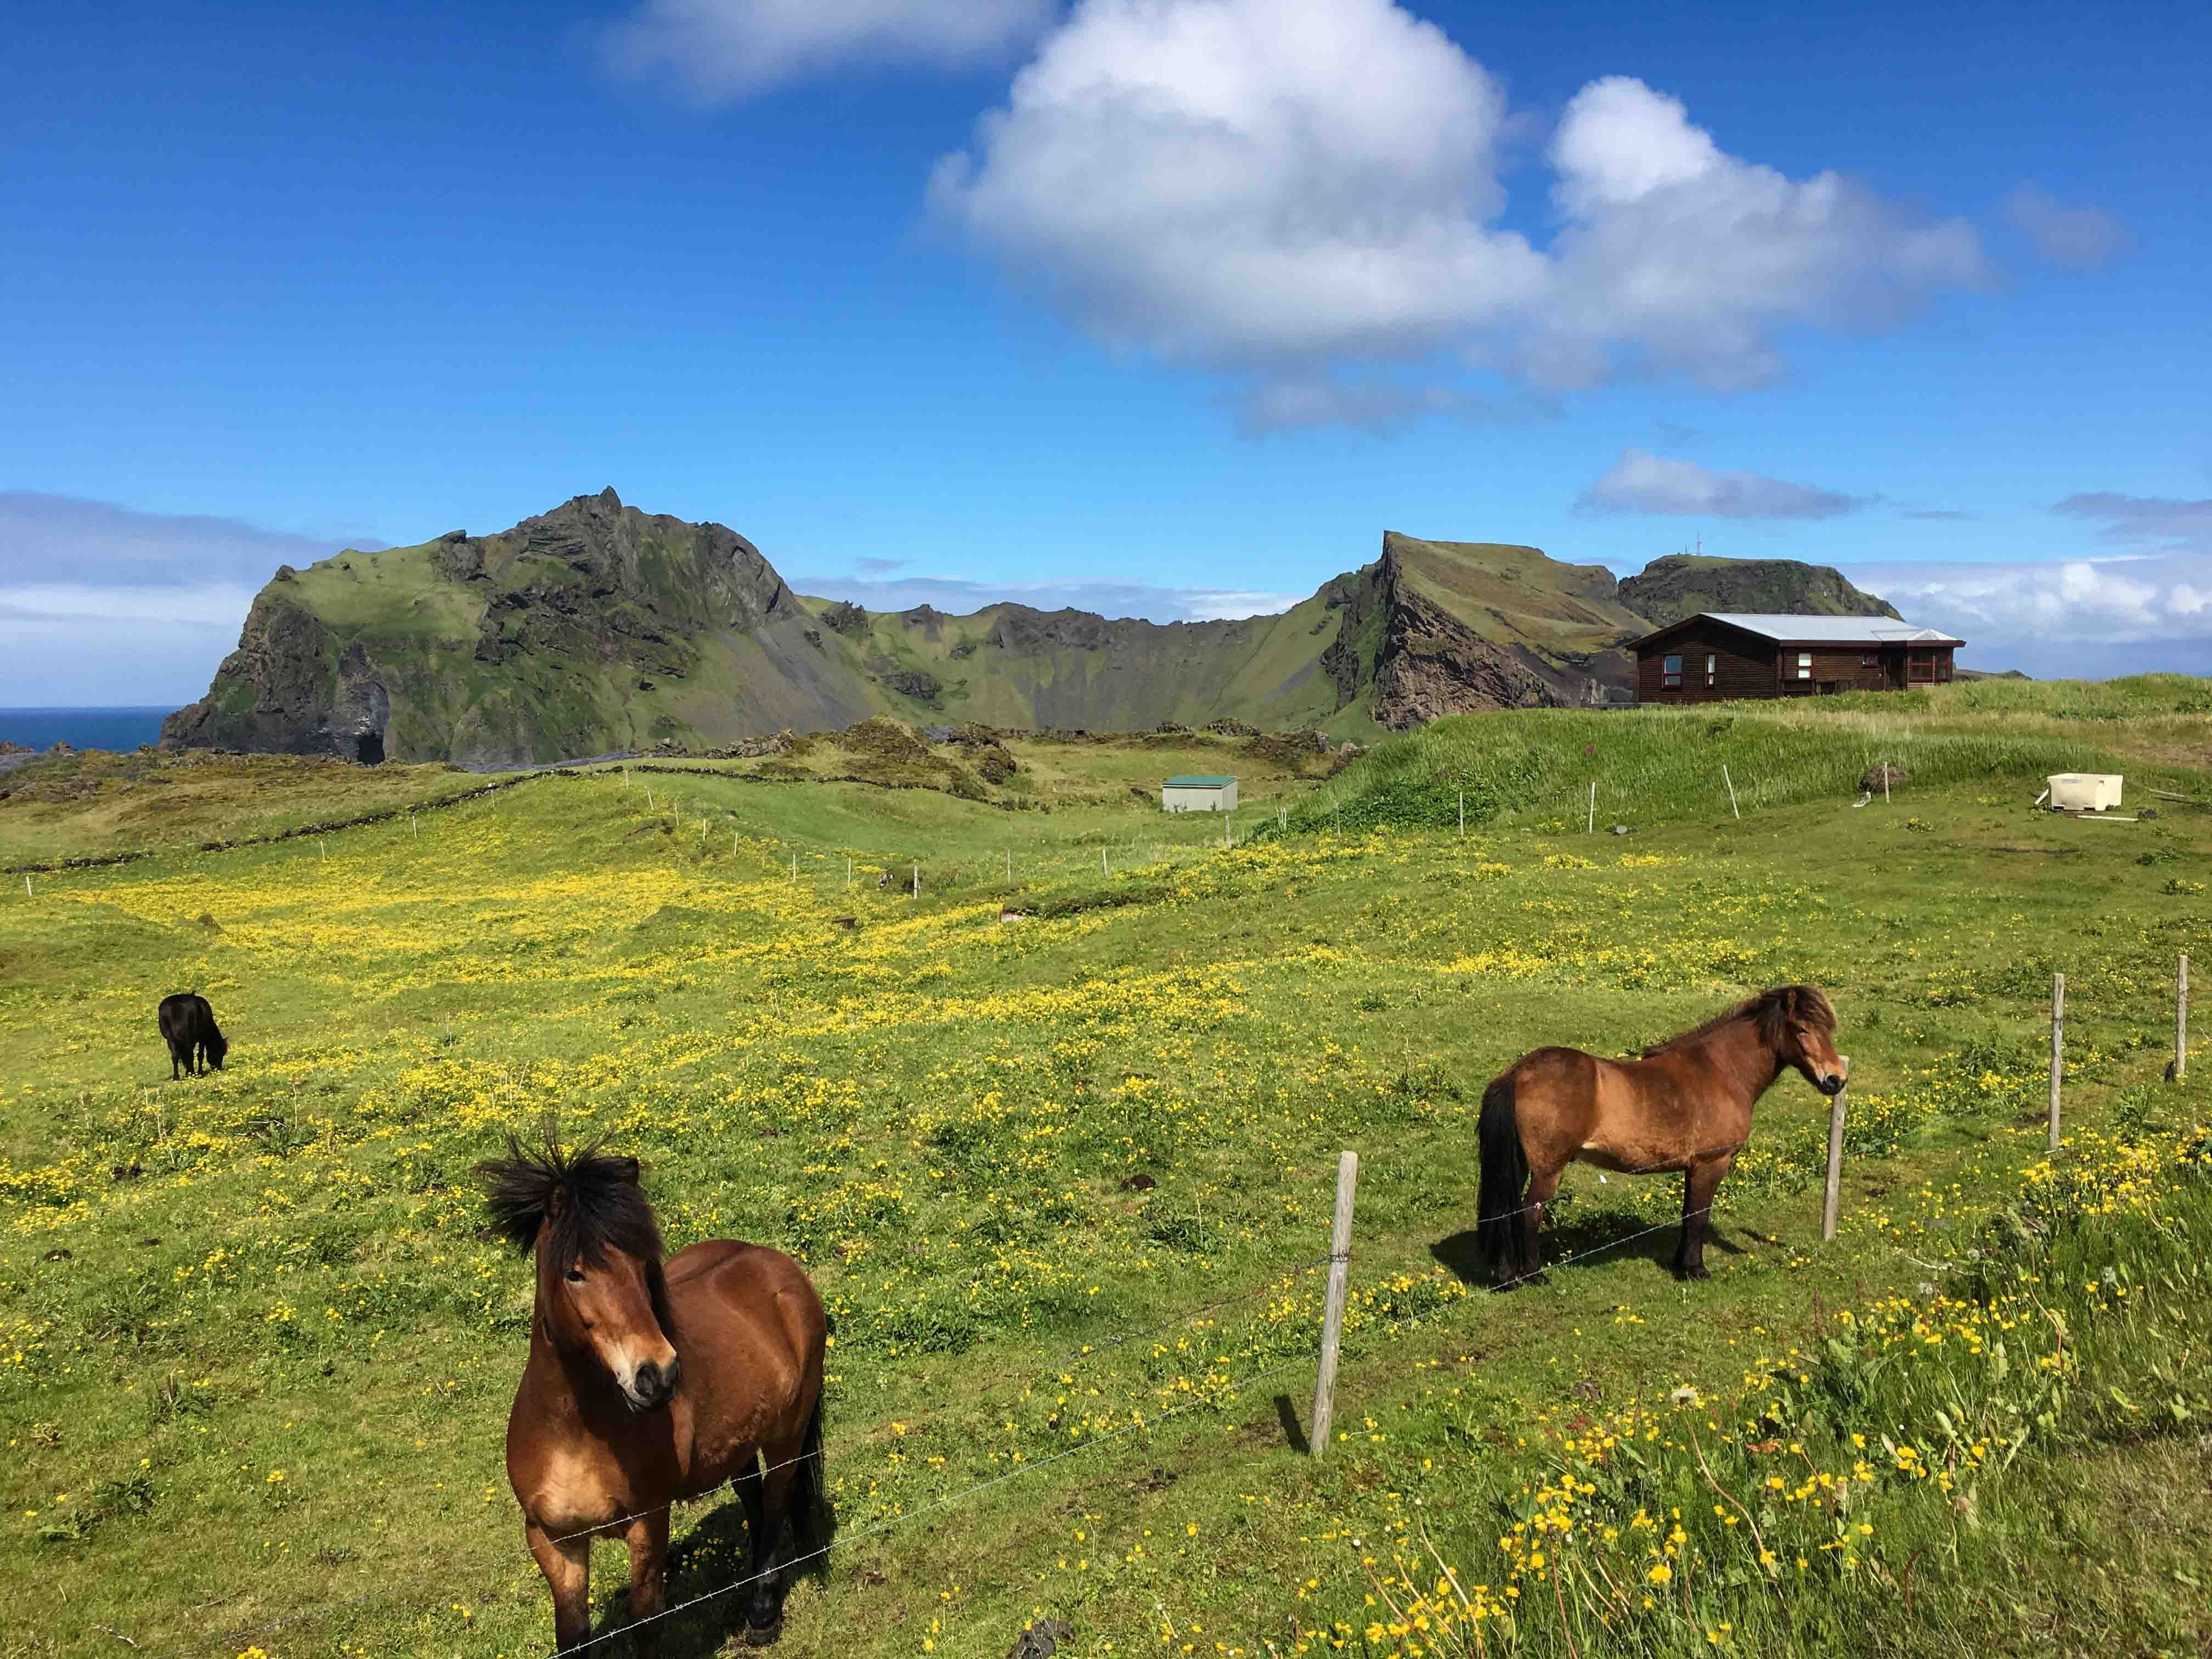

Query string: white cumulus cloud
929 2 1990 414
928 0 1543 364
605 0 1053 97
1577 449 1864 520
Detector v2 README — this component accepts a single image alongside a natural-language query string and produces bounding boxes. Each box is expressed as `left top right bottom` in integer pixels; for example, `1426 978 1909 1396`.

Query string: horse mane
1641 985 1835 1058
475 1121 667 1272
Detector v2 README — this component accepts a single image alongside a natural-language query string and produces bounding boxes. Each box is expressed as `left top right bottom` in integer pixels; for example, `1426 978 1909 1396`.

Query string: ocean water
0 707 170 752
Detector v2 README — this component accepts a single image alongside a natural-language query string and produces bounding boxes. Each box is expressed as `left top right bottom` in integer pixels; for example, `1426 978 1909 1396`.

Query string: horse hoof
1522 1269 1550 1287
1676 1265 1710 1283
743 1617 783 1647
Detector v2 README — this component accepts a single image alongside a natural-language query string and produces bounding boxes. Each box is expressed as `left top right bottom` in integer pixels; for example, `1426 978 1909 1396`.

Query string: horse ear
614 1156 642 1184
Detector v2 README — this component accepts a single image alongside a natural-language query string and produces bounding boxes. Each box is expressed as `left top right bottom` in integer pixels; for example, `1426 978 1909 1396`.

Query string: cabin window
1705 653 1717 687
1795 651 1813 680
1661 653 1682 688
1909 652 1935 682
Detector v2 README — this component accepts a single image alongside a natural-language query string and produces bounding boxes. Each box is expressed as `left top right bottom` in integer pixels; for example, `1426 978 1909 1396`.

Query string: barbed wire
121 1126 1833 1656
544 1224 1623 1657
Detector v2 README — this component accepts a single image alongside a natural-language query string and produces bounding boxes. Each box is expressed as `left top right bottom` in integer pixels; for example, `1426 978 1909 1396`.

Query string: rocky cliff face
162 489 823 765
1618 555 1901 626
1320 547 1565 730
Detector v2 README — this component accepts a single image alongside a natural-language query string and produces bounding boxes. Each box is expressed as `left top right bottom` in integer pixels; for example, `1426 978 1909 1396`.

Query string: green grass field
3 689 2209 1659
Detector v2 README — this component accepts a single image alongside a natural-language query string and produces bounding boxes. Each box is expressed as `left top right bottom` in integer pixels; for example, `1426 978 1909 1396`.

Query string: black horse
157 994 228 1079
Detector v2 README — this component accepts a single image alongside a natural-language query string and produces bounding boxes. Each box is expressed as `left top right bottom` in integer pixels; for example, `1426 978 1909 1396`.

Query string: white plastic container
2047 773 2124 811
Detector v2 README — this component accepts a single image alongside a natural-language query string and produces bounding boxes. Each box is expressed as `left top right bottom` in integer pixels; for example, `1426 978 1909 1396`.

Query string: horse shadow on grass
571 1497 831 1658
1431 1210 1744 1288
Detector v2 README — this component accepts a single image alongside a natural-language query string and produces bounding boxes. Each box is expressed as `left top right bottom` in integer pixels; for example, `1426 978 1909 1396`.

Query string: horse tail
785 1392 834 1580
1476 1071 1528 1279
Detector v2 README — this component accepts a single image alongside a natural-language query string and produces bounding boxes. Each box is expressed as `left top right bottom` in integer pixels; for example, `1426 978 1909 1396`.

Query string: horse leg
1673 1152 1735 1281
744 1453 801 1644
731 1463 781 1644
526 1521 593 1654
1515 1163 1563 1288
622 1509 670 1659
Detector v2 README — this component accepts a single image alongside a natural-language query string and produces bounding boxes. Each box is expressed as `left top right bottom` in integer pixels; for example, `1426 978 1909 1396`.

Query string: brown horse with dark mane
1476 985 1846 1287
478 1128 831 1652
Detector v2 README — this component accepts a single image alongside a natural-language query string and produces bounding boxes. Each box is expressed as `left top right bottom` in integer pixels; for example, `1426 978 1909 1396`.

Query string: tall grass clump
1292 704 2143 833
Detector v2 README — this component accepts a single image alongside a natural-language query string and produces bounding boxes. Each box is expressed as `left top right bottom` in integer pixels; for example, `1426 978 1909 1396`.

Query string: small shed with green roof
1161 774 1238 812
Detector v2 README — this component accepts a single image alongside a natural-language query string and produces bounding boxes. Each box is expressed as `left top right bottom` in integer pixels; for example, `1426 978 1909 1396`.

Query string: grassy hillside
798 591 1355 734
4 695 2209 1658
1617 554 1903 625
1285 676 2212 836
0 725 1346 869
1386 532 1649 682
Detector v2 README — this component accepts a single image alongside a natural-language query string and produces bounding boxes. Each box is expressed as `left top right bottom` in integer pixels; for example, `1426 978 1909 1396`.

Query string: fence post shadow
1272 1393 1311 1455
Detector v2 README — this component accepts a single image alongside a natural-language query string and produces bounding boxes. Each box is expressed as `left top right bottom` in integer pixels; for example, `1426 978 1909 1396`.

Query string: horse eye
566 1268 586 1284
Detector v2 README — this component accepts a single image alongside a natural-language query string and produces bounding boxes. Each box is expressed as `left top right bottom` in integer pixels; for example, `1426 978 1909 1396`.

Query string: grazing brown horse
1476 985 1847 1287
478 1131 831 1653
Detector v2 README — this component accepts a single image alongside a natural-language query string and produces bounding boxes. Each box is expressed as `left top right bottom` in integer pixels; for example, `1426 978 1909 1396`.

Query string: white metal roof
1699 613 1963 645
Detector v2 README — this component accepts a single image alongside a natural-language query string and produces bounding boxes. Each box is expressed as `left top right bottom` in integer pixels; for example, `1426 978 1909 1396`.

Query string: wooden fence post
1722 766 1739 820
911 863 919 899
1882 763 1891 805
1006 848 1012 881
1224 812 1232 849
1102 848 1108 876
1821 1063 1849 1242
791 851 797 882
2049 973 2065 1153
1457 789 1465 837
1310 1150 1358 1456
2176 953 2189 1081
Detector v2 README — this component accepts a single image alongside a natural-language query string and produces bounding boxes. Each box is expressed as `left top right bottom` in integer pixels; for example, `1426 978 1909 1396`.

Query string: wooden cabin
1632 613 1964 703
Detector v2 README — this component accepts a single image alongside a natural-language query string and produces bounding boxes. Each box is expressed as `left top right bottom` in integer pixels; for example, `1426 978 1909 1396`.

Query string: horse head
477 1127 680 1412
1759 985 1847 1096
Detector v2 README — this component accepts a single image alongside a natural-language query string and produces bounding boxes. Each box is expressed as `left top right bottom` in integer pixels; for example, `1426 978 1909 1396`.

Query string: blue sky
4 0 2208 702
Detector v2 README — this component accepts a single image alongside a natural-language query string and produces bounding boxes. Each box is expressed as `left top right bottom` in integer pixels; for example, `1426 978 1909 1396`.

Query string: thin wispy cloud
2003 184 2132 270
0 494 385 704
927 0 1990 425
1576 450 1865 520
2054 492 2212 551
1231 380 1557 437
0 492 383 588
605 0 1053 98
1902 509 1977 521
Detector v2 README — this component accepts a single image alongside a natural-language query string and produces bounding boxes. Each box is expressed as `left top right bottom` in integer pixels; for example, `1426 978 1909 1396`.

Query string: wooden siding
1635 627 1775 703
1637 634 1956 703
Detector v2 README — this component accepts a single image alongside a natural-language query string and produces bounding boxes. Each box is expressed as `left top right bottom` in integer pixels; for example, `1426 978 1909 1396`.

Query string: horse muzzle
624 1356 680 1412
1817 1073 1848 1096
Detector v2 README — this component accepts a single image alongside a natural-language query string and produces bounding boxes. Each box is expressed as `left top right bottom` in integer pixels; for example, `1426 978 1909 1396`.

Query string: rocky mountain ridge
162 490 1905 765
